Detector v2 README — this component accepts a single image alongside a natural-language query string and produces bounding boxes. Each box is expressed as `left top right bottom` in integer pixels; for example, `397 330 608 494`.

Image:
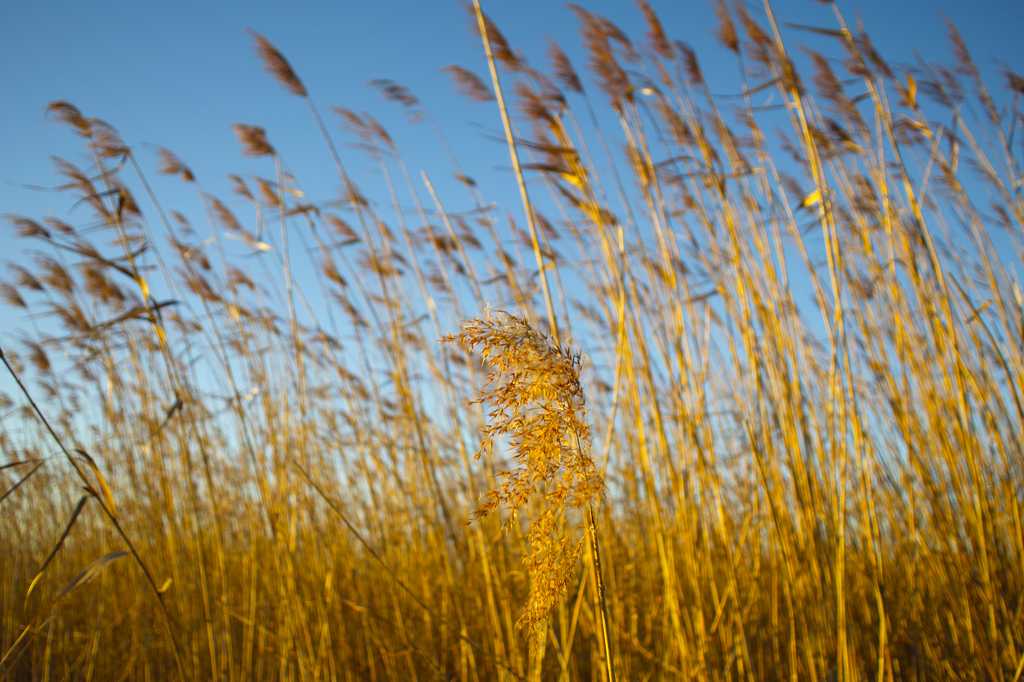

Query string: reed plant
1 1 1023 680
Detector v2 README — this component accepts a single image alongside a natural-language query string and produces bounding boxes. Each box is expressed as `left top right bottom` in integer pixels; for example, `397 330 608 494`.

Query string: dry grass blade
0 460 43 505
59 551 129 597
0 459 42 472
74 449 117 518
3 4 1023 680
25 496 90 603
294 462 527 682
224 231 274 252
0 345 190 681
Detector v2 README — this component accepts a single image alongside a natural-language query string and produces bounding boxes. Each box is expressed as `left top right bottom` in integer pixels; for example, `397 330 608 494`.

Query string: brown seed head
635 0 673 60
368 79 425 123
569 4 634 112
46 101 91 137
714 0 739 54
470 10 522 73
157 149 195 182
0 283 26 309
440 65 495 103
1006 70 1024 96
249 29 308 97
232 124 276 157
547 40 583 94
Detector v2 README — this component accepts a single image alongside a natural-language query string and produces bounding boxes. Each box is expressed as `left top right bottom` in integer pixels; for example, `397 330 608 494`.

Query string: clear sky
1 0 1021 338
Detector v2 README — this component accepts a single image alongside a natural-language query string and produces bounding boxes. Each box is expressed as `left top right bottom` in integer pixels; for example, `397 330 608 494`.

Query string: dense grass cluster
2 0 1023 680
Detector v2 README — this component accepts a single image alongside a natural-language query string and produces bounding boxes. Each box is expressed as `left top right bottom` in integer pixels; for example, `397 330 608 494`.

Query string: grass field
2 1 1023 680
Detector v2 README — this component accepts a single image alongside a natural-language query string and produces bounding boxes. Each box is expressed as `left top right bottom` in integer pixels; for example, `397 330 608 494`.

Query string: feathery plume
232 124 276 157
45 101 91 137
249 29 308 97
714 0 738 54
636 0 673 60
444 310 602 639
157 149 195 182
367 79 425 123
440 65 495 103
547 40 583 94
469 11 522 72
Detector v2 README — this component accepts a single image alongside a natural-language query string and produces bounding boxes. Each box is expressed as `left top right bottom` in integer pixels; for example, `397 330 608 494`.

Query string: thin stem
471 0 559 343
588 503 616 682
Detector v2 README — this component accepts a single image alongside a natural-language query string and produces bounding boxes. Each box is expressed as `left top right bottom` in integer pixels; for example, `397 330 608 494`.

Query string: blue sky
0 0 1021 345
3 0 1021 224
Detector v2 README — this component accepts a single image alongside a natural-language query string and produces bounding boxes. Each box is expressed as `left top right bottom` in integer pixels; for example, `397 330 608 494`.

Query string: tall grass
1 1 1023 680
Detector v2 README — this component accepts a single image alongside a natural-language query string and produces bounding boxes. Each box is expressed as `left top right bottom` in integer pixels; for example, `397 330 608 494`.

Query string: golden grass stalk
3 2 1024 680
471 0 561 345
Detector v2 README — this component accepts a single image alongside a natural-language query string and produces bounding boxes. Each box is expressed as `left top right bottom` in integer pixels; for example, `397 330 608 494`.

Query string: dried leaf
26 496 89 603
75 449 117 517
60 551 129 597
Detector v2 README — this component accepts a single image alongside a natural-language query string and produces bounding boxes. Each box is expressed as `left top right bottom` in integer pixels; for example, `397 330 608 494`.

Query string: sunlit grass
1 1 1023 680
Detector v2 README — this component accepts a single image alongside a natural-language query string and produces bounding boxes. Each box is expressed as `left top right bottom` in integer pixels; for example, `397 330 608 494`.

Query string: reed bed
1 1 1022 680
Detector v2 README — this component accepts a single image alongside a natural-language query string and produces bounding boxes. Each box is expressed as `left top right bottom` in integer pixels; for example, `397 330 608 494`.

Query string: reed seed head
444 310 602 639
249 29 308 97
